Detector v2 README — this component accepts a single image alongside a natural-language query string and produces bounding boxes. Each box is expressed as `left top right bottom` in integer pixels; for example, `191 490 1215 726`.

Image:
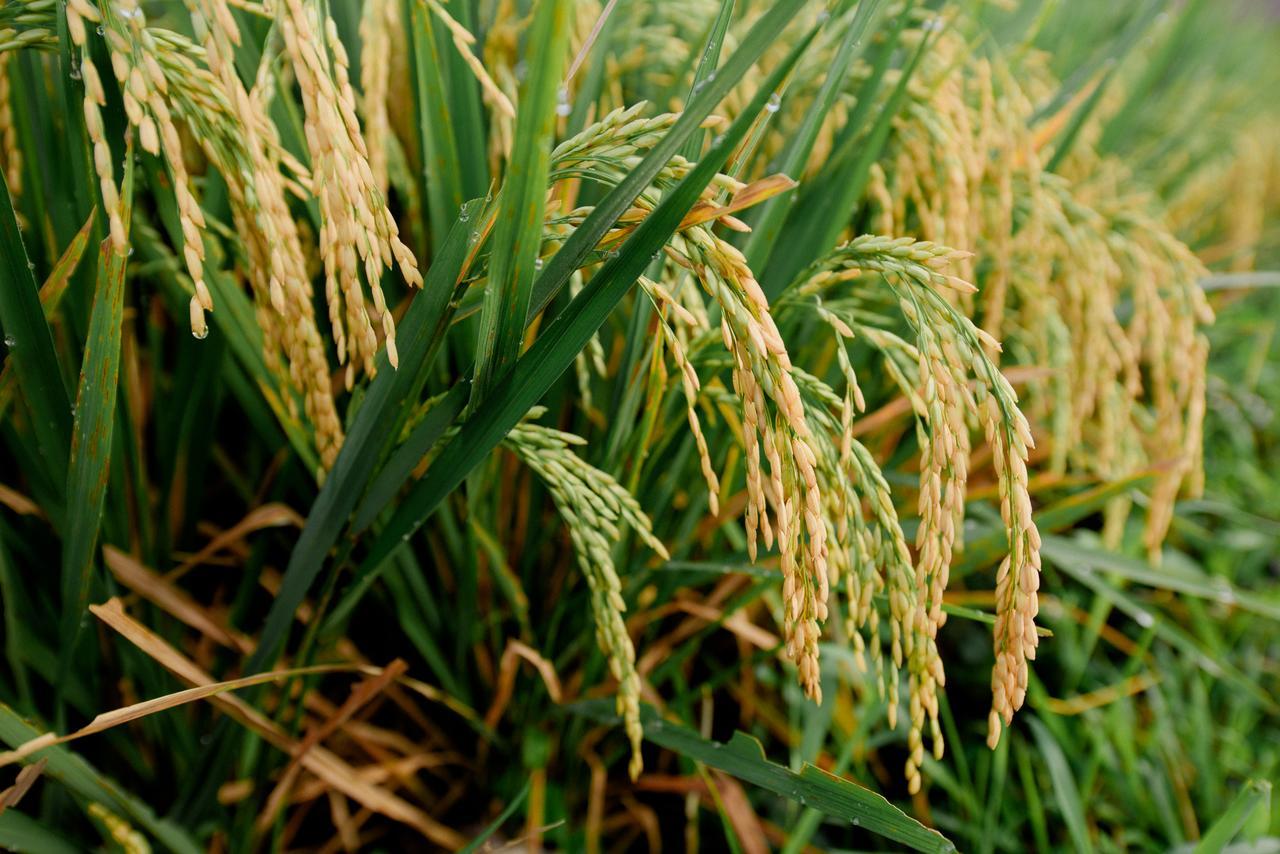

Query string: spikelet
275 0 421 383
358 0 396 197
877 22 1213 564
505 418 669 780
97 0 213 331
188 0 345 470
87 803 150 854
549 109 831 699
794 233 1041 783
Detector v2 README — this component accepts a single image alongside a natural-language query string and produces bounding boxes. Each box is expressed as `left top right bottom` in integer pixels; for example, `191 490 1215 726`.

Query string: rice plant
0 0 1276 850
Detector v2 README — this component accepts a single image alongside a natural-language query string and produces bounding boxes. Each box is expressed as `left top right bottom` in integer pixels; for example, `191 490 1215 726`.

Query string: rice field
0 0 1276 851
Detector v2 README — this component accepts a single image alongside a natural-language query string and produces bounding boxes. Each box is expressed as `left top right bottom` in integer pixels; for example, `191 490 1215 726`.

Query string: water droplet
469 230 479 243
127 247 134 256
69 65 82 81
765 92 781 113
26 261 35 272
534 257 543 270
923 17 942 32
712 134 726 147
555 86 571 117
96 25 105 35
706 71 716 83
459 208 470 222
817 10 831 24
4 336 15 349
691 80 706 96
192 325 209 340
852 817 860 826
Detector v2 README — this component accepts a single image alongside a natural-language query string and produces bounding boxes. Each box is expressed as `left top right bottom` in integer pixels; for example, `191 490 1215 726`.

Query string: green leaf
0 810 81 854
1027 716 1091 854
0 169 71 481
525 0 811 322
244 201 481 675
406 0 466 240
0 704 200 854
472 0 573 400
0 208 96 420
1044 0 1162 172
1040 535 1280 621
1047 550 1274 708
955 470 1155 576
351 379 469 533
361 15 819 574
56 157 133 705
458 781 531 854
759 6 927 298
1195 780 1272 853
573 700 955 852
743 0 884 271
679 0 736 162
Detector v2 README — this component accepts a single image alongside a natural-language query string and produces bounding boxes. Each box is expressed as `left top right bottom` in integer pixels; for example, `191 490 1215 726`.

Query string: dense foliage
0 0 1276 851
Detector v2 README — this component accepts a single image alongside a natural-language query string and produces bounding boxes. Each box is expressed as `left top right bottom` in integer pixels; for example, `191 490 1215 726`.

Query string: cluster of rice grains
58 0 425 474
505 414 669 780
540 5 1213 788
872 14 1214 564
549 105 832 709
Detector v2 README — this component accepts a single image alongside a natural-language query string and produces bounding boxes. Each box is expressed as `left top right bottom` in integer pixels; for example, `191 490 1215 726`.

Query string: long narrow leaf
525 0 810 321
743 0 884 270
0 171 71 479
244 204 480 674
574 700 956 852
0 209 96 420
472 0 572 399
56 160 133 710
0 704 200 854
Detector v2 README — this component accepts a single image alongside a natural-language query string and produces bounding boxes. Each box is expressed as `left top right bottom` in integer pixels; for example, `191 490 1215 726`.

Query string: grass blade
574 700 956 852
1195 780 1272 853
0 704 200 854
243 203 481 675
1040 535 1280 621
0 171 71 480
457 781 531 854
759 7 927 298
743 0 884 270
0 811 80 854
679 0 736 161
525 0 810 321
407 0 465 238
1027 716 1091 854
955 470 1156 575
0 208 96 420
56 161 133 713
351 380 469 532
472 0 573 400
